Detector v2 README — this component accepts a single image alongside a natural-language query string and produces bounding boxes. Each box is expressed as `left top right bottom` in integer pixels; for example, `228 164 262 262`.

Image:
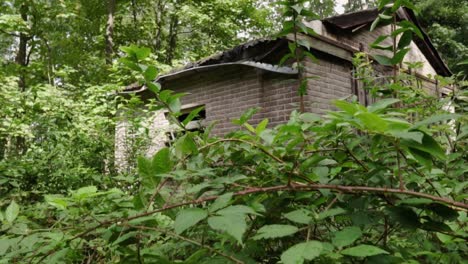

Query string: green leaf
216 205 259 216
314 166 329 183
291 4 303 14
279 53 294 66
399 20 423 39
284 209 312 224
174 134 198 158
183 249 209 264
378 0 393 10
288 42 296 54
427 204 459 221
297 38 311 50
387 206 420 228
402 133 446 160
5 200 19 223
457 60 468 66
385 118 412 132
138 156 159 188
300 113 320 123
413 114 461 128
371 35 388 46
208 215 246 244
407 147 433 168
334 100 361 115
73 186 98 200
45 195 69 210
281 241 323 264
390 131 424 144
111 231 138 246
304 51 318 63
368 98 400 113
402 0 418 11
332 227 362 248
391 48 410 64
120 45 151 60
356 112 388 132
147 82 161 93
174 208 208 234
253 225 299 240
300 10 320 20
341 245 389 257
318 207 346 220
119 57 143 71
256 119 269 135
373 55 393 66
378 14 392 20
233 108 258 125
144 66 158 81
391 0 403 12
182 106 205 126
398 31 413 49
168 97 181 113
152 147 172 174
397 198 432 205
370 16 381 32
209 193 233 212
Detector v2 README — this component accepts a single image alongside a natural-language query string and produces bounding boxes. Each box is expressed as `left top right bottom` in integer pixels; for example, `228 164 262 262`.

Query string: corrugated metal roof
122 61 298 94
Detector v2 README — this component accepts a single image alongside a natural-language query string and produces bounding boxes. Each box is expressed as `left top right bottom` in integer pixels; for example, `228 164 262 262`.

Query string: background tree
415 0 468 77
343 0 377 12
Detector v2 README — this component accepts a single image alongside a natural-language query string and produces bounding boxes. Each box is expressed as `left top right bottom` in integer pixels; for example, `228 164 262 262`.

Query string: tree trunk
131 0 138 42
15 4 29 91
105 0 116 65
165 13 179 65
153 0 165 52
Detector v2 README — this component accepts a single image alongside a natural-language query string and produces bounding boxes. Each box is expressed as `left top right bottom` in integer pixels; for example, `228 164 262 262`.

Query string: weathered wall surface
307 20 440 96
304 55 354 114
161 65 299 135
116 23 446 168
115 65 300 167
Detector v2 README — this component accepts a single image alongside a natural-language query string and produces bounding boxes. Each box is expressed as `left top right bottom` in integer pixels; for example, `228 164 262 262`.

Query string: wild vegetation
0 0 467 263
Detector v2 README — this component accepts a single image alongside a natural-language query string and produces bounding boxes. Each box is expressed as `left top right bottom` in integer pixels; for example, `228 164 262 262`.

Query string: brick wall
304 55 354 114
162 65 299 135
115 23 446 168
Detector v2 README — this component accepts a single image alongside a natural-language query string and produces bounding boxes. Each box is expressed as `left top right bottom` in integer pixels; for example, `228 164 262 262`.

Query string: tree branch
72 183 468 242
129 225 245 264
35 182 467 262
199 138 285 164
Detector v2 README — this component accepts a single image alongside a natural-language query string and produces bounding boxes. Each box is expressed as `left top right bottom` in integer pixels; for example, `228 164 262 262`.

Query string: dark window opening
176 109 206 123
164 105 206 147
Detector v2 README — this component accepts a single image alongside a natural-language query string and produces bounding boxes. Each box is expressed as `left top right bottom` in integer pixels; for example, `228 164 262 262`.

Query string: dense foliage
0 0 467 263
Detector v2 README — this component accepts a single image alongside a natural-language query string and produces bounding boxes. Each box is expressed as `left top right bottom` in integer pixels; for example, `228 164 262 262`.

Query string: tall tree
343 0 377 12
309 0 337 18
415 0 468 77
14 3 29 91
105 0 116 65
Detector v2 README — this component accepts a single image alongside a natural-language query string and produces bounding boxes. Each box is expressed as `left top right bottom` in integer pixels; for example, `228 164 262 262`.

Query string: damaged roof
124 7 451 93
176 7 451 77
323 7 451 76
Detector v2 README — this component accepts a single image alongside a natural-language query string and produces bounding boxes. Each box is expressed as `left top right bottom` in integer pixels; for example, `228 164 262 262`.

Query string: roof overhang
323 7 451 76
122 61 298 94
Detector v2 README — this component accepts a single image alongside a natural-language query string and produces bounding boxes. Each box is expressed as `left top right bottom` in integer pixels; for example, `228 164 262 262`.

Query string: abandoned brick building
116 7 452 169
